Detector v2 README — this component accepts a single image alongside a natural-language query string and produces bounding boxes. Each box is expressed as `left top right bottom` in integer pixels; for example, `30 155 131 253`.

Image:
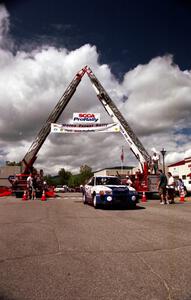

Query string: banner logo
73 113 100 123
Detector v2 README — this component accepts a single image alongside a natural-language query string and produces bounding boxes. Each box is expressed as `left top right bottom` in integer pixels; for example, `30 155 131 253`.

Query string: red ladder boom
21 67 86 173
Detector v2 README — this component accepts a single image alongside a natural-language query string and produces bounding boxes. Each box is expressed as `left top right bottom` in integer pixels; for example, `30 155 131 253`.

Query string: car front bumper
96 192 138 206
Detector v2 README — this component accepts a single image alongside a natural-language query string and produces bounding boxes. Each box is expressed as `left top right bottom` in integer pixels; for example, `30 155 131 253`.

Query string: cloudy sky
0 0 191 175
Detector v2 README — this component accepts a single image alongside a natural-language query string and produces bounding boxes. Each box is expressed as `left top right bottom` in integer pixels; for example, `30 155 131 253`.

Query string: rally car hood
92 185 136 193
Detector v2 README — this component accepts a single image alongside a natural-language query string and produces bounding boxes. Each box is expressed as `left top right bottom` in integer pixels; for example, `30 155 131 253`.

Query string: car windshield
96 177 122 186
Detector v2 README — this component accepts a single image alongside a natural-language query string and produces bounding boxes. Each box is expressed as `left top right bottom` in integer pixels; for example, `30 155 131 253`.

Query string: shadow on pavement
0 293 16 300
74 200 145 210
104 205 145 211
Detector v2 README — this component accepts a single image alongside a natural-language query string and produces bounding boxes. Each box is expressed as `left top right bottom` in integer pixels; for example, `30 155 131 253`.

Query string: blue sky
0 0 191 174
5 0 191 76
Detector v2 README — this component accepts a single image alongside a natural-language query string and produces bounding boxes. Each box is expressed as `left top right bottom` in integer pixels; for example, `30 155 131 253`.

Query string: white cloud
122 56 191 135
0 5 191 175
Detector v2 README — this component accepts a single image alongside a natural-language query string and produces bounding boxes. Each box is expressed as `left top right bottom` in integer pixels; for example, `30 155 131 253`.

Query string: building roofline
94 166 134 173
185 157 191 160
168 160 185 167
168 157 191 167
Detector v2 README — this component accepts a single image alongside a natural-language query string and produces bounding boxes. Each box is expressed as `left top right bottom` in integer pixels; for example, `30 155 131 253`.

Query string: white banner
51 123 120 133
73 113 100 123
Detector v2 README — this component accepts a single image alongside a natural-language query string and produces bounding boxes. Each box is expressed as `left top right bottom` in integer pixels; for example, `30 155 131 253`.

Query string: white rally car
83 175 138 208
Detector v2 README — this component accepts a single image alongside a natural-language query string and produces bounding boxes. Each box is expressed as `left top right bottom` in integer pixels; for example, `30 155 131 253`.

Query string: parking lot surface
1 193 191 300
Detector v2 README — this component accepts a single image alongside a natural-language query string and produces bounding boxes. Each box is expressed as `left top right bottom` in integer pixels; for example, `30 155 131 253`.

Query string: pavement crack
136 253 172 300
46 205 61 254
51 226 61 253
0 219 46 225
135 243 191 254
0 250 61 264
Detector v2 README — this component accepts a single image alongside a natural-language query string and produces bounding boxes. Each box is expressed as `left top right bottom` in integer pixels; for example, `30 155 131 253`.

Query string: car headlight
106 191 112 195
99 190 112 195
131 195 136 201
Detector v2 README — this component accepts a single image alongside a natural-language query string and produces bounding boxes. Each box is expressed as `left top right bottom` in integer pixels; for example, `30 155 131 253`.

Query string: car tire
83 194 87 204
128 202 136 209
93 196 99 209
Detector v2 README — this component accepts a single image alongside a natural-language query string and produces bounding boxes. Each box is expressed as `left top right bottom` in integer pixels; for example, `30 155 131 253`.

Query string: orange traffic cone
22 190 28 201
41 190 46 201
180 192 185 202
141 191 147 202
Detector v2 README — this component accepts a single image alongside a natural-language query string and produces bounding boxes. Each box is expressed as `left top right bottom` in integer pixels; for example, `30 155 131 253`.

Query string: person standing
27 173 36 200
125 175 132 187
177 178 187 198
80 184 85 195
32 174 37 200
27 173 33 200
158 169 168 204
152 152 160 174
166 172 175 204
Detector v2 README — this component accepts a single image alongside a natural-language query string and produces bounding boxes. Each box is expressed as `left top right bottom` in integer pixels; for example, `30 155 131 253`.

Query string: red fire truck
9 66 158 197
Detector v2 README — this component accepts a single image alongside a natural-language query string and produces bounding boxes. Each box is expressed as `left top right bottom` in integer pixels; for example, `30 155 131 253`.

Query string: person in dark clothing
177 178 187 197
158 169 168 204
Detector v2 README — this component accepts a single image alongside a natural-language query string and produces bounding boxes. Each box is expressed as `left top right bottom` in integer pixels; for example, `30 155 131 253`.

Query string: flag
121 147 124 162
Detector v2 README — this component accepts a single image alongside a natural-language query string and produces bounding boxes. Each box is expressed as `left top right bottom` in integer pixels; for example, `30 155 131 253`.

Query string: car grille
112 188 129 202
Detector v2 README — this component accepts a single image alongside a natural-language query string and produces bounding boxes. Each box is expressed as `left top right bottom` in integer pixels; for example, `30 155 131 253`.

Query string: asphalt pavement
1 193 191 300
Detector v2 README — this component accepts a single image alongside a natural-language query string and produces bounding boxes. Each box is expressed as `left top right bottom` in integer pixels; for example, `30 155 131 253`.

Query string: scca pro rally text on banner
73 113 100 123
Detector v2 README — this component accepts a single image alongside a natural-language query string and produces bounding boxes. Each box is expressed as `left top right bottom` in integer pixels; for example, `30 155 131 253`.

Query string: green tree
80 164 92 174
6 161 22 166
68 174 81 188
44 175 60 186
58 168 72 186
80 164 93 184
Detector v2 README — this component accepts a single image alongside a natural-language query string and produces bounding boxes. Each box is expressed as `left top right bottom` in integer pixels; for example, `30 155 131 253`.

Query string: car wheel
128 202 136 209
93 196 99 209
83 194 87 204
